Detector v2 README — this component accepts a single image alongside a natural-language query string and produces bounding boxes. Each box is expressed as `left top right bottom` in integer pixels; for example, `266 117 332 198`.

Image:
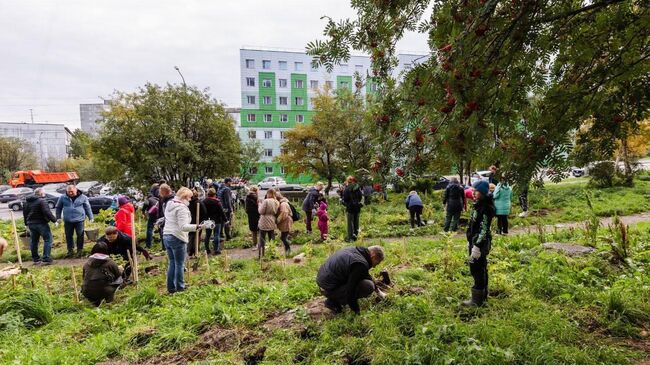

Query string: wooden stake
130 213 139 285
71 266 79 303
194 201 200 257
9 211 23 267
126 250 135 281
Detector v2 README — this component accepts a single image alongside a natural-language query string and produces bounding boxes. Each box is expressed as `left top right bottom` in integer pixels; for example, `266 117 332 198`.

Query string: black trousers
280 231 290 251
82 285 118 307
304 210 313 233
409 206 424 228
496 215 509 234
468 244 488 291
258 230 275 258
321 279 375 307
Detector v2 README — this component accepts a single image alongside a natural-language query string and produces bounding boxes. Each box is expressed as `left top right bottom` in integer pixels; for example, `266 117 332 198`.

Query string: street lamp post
174 66 187 87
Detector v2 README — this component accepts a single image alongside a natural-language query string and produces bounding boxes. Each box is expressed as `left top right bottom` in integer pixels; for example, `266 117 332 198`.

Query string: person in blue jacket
405 191 425 228
493 181 513 234
56 184 94 258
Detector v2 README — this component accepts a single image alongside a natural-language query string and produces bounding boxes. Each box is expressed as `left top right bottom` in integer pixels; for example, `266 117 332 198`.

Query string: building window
296 114 304 123
249 167 258 174
248 130 257 139
263 96 271 105
262 60 271 69
263 79 272 88
265 166 273 174
264 114 272 123
264 131 273 139
295 79 304 88
295 97 304 106
279 61 287 70
247 114 256 122
245 59 255 69
281 166 286 174
279 79 287 88
279 114 288 122
310 80 319 89
294 62 303 71
246 77 255 87
246 95 256 104
341 63 349 70
280 131 287 139
279 96 288 105
264 149 273 157
325 80 333 89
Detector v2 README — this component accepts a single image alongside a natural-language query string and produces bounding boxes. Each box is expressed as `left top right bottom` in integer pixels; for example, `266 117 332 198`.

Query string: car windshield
76 182 97 189
2 188 23 195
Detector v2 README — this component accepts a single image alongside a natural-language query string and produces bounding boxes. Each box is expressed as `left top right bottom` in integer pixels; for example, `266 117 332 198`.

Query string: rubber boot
461 288 485 307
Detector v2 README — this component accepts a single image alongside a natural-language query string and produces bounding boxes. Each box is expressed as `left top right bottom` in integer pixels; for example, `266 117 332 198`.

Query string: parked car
0 187 34 203
276 184 308 201
42 183 68 194
7 192 62 211
257 177 286 190
76 181 103 197
0 185 11 194
470 171 492 185
432 177 450 190
571 167 586 177
88 196 115 214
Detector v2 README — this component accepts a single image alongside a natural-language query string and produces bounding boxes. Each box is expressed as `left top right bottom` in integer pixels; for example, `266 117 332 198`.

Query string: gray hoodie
163 198 198 243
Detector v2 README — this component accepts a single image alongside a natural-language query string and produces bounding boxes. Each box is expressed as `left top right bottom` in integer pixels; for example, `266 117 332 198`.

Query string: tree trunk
326 176 333 195
621 136 634 185
458 160 465 185
466 159 472 186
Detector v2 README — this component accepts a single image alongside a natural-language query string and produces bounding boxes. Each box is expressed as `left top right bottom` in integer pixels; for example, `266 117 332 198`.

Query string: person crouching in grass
82 242 123 307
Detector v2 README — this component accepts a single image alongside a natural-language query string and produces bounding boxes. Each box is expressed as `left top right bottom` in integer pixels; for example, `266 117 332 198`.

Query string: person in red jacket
115 196 135 237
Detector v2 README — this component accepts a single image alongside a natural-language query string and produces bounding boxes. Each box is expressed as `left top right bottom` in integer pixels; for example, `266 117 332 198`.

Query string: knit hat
118 196 129 206
472 180 489 197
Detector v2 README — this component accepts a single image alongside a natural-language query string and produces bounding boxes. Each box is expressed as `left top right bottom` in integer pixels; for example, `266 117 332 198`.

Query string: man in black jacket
97 226 151 282
218 178 234 240
342 176 363 242
302 182 324 234
203 188 228 255
23 188 57 265
443 177 466 232
462 180 496 307
316 245 387 314
156 184 174 249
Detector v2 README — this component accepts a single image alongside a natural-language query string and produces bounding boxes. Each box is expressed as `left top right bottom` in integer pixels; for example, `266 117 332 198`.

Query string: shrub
589 162 616 187
0 290 53 328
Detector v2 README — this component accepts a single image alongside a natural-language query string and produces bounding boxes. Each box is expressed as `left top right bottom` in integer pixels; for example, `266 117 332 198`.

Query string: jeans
64 221 85 252
496 215 509 234
444 210 461 232
304 210 313 233
164 234 187 293
204 224 223 254
28 223 53 262
409 206 423 228
346 211 360 241
258 230 275 258
145 215 156 248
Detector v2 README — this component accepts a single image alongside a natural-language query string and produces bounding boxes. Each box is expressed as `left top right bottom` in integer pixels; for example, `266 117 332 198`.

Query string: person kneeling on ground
316 245 387 314
82 242 123 307
462 180 495 307
97 226 152 283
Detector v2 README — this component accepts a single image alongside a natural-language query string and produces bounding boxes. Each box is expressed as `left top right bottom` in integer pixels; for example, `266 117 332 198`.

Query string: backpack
289 202 301 222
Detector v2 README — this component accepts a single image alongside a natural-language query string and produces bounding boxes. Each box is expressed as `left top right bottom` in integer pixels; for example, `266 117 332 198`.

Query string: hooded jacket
55 191 93 223
218 185 233 212
98 231 150 260
493 183 512 215
245 192 260 231
466 195 496 254
115 203 135 236
258 198 279 231
444 182 466 213
277 197 293 233
82 253 122 293
316 246 373 313
405 193 424 209
317 202 329 223
23 194 56 225
188 197 207 225
342 184 363 213
163 199 198 243
302 187 320 212
203 197 228 224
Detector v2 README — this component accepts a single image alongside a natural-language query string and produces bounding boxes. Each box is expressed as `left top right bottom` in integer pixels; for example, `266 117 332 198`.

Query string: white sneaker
518 211 529 218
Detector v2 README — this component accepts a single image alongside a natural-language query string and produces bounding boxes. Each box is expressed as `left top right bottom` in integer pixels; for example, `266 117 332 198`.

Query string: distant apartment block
79 100 111 136
0 122 71 167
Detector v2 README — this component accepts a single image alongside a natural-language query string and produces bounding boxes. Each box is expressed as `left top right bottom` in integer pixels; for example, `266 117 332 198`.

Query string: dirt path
3 211 650 270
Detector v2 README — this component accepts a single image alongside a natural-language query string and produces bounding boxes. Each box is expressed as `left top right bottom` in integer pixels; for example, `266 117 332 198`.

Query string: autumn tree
0 137 38 180
94 83 241 188
239 140 264 181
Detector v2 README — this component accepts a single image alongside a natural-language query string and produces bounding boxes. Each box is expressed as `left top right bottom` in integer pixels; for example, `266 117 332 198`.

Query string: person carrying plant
276 193 293 255
493 181 513 235
316 245 387 314
56 184 94 258
82 242 123 307
405 190 425 229
302 182 324 234
245 186 261 250
114 196 135 237
443 177 466 232
23 188 57 265
342 176 363 242
257 188 279 258
97 226 151 283
316 199 329 241
462 180 496 307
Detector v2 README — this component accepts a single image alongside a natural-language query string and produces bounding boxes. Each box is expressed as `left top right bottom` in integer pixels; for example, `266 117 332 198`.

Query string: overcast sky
0 1 429 129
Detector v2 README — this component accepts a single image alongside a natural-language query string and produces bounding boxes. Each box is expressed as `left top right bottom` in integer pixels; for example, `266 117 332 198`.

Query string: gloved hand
143 250 152 260
471 245 481 260
54 221 59 228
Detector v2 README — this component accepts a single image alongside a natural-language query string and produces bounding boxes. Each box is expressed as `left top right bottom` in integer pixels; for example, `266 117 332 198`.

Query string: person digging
462 180 496 307
316 245 388 314
97 226 152 285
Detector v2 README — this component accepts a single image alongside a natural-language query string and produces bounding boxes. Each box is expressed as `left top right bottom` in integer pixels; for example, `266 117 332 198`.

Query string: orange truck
8 170 79 188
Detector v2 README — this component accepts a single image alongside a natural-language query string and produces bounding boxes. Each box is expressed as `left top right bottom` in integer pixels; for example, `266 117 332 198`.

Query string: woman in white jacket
163 187 203 294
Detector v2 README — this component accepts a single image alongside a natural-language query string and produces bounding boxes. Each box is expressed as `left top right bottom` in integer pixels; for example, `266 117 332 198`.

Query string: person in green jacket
493 181 512 234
